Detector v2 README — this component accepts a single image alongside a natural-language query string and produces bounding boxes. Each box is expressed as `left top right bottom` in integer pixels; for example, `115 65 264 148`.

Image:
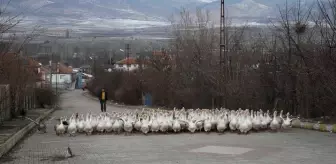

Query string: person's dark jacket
98 90 108 101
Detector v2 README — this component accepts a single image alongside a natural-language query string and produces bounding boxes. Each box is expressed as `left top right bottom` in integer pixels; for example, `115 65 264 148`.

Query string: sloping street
1 90 335 164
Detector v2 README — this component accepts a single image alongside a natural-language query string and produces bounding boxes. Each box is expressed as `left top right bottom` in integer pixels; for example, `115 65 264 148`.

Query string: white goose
266 110 272 125
281 112 293 129
277 110 284 127
180 111 203 133
122 114 134 135
252 111 261 131
167 112 174 132
179 111 188 131
77 114 85 133
229 111 238 131
172 111 181 133
104 114 113 133
217 113 228 133
150 113 160 133
141 115 151 135
90 114 99 131
238 111 249 134
260 111 268 129
204 116 212 133
159 113 169 133
96 114 105 133
55 117 66 136
84 113 93 135
245 110 253 132
210 110 218 130
270 111 280 131
68 114 77 136
195 111 204 132
56 108 298 136
134 113 142 131
112 116 123 134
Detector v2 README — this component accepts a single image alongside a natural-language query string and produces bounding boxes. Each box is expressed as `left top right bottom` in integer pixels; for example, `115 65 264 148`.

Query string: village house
25 56 50 88
0 53 46 86
115 57 143 71
45 62 74 90
114 50 173 72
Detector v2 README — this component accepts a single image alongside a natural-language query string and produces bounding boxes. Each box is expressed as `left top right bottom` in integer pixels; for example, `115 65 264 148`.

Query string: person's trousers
100 101 106 112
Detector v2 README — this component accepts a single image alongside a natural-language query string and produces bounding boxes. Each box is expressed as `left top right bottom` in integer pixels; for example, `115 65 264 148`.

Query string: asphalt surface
1 90 335 164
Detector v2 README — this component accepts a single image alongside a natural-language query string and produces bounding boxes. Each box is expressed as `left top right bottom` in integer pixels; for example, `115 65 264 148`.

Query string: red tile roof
116 57 138 65
51 62 73 74
152 50 173 59
26 57 41 67
59 63 73 74
153 51 167 56
0 53 40 83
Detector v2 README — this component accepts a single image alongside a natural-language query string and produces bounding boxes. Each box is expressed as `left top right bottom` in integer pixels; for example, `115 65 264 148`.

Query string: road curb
0 108 55 158
292 120 336 133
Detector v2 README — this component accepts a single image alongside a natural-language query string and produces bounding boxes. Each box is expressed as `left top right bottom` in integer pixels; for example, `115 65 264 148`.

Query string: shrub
88 70 142 105
114 85 142 105
34 88 58 108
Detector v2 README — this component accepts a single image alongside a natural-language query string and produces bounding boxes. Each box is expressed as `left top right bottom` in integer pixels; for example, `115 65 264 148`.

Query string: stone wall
292 120 336 133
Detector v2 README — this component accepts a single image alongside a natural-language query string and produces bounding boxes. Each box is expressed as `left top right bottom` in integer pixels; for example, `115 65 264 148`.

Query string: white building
45 63 74 90
46 73 72 89
114 57 144 71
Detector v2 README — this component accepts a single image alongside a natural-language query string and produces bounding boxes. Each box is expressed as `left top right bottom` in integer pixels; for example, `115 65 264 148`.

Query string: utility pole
109 50 112 64
56 62 59 95
137 52 143 71
94 56 96 76
91 54 97 76
125 43 130 72
49 52 53 89
219 0 227 108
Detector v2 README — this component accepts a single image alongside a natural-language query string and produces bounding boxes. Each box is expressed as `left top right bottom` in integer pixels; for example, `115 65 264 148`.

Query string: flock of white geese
54 108 297 136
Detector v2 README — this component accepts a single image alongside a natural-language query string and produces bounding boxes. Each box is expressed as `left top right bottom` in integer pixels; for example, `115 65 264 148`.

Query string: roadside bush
34 88 58 108
88 70 142 105
114 72 142 105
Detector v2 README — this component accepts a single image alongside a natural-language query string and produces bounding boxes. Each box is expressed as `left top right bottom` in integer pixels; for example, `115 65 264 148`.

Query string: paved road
1 90 336 164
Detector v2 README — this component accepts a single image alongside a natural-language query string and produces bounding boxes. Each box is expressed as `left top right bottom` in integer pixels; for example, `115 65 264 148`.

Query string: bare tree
86 2 336 121
0 0 40 119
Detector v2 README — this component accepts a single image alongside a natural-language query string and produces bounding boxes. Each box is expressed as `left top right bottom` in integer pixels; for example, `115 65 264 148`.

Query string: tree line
88 1 336 120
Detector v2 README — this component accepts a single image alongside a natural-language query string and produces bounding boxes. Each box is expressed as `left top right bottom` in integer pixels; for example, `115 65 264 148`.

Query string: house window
59 75 65 79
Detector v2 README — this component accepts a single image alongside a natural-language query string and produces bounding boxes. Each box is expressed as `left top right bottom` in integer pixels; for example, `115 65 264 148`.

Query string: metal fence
51 82 74 93
0 84 36 125
0 81 74 125
40 81 74 91
0 85 10 125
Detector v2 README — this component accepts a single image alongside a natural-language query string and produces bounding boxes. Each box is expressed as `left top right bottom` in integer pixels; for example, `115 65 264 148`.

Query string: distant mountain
202 0 270 16
3 0 318 33
199 0 317 25
9 0 202 20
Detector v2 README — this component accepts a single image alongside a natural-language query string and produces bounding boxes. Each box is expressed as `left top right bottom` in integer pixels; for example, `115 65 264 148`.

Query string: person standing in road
82 83 87 91
98 88 108 112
